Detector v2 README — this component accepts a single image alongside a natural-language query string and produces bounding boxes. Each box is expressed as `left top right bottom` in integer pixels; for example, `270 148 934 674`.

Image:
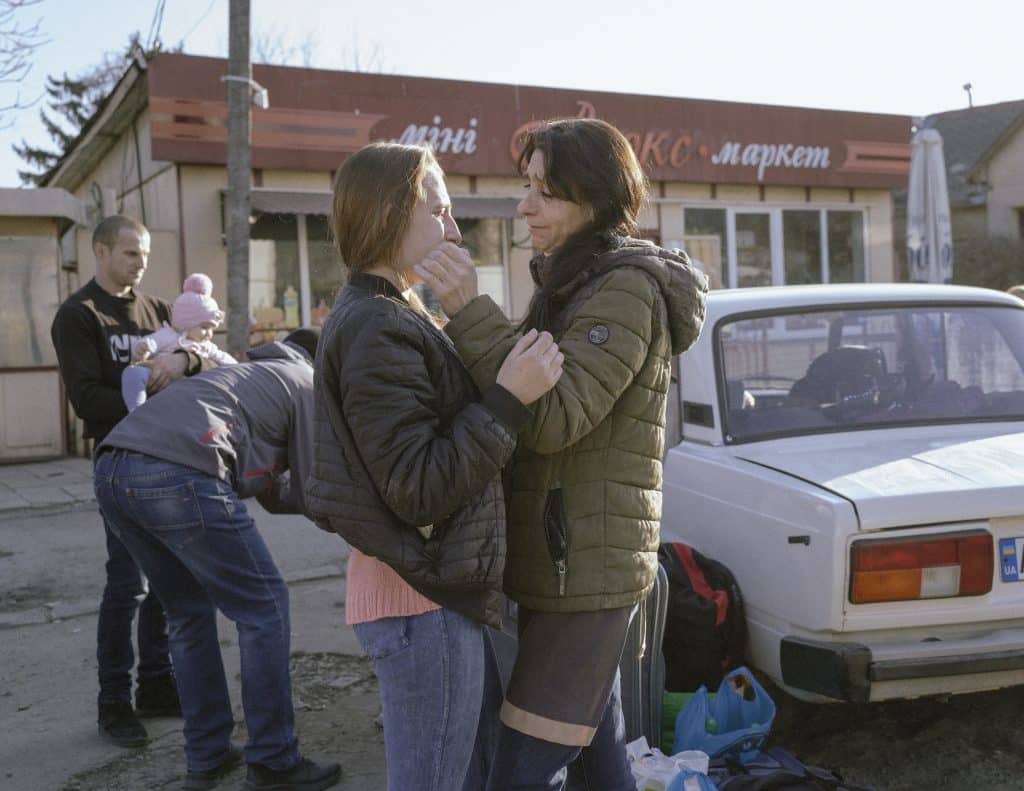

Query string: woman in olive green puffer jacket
415 117 708 788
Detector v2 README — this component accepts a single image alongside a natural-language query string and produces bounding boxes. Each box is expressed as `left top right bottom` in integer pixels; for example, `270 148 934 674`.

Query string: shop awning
247 189 519 220
250 189 331 216
451 197 519 219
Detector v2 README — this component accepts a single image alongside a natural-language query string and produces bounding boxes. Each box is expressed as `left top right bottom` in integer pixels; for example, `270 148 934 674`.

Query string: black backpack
710 748 876 791
658 542 746 693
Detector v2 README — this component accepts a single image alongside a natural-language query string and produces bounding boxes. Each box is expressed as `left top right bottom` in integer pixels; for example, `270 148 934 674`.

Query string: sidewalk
0 456 387 789
0 456 347 632
0 456 96 515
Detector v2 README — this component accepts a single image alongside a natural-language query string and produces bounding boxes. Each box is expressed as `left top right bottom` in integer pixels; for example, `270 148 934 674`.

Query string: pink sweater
344 548 441 625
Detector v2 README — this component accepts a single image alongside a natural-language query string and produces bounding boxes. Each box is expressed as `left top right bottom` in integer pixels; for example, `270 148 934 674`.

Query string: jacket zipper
555 558 568 596
543 483 569 596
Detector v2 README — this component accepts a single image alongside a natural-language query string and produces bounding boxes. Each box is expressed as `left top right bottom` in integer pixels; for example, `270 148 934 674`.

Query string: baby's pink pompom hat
171 273 224 331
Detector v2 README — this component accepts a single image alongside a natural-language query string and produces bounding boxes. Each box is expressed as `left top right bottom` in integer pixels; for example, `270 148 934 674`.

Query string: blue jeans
94 449 301 773
121 365 152 412
96 509 172 706
354 608 486 791
485 670 634 791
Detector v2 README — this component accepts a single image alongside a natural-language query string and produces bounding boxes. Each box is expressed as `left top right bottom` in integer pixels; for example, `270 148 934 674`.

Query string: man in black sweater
51 215 210 747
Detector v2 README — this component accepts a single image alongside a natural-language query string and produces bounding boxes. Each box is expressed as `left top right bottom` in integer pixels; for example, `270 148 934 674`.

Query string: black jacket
304 273 530 626
51 279 207 442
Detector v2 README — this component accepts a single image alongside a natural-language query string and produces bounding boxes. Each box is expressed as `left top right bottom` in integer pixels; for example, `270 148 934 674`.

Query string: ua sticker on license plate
999 538 1024 582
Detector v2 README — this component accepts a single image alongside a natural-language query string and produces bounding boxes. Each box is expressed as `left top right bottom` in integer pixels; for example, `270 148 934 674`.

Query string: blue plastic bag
672 667 775 763
666 768 717 791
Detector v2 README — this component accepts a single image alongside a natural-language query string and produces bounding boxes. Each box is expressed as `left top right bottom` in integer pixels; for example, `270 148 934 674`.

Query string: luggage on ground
619 562 670 746
659 542 747 693
709 747 877 790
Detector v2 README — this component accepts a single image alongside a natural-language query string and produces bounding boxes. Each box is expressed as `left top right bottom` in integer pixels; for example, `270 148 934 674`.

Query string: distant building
0 188 85 460
26 51 915 455
894 100 1024 284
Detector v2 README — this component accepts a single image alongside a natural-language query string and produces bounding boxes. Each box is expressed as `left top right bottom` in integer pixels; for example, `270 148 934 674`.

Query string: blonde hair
331 142 442 321
331 142 439 279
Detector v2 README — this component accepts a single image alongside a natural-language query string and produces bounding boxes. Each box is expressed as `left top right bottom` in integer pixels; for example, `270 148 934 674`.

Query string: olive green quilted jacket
445 239 707 612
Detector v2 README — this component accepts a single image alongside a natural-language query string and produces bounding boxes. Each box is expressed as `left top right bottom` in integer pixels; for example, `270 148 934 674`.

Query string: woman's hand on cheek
413 242 478 317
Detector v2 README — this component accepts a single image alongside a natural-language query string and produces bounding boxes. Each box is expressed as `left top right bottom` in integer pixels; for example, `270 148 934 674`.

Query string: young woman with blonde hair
305 142 563 790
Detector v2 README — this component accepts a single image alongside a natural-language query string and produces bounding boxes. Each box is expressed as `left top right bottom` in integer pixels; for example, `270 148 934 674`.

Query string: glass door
729 210 773 288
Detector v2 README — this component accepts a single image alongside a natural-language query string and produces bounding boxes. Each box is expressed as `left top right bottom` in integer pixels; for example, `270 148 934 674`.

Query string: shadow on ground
59 654 385 791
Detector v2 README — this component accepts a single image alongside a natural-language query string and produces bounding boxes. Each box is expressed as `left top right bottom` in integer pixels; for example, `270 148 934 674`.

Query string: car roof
706 283 1022 322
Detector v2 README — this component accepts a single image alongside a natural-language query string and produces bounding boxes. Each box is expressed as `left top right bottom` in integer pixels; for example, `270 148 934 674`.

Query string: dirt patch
0 582 54 612
59 653 386 791
767 677 1024 790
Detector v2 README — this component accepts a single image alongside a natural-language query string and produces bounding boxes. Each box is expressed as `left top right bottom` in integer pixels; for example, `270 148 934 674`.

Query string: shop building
43 51 911 339
0 188 85 460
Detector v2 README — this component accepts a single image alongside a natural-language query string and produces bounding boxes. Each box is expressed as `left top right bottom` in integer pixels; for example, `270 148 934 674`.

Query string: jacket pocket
543 486 569 596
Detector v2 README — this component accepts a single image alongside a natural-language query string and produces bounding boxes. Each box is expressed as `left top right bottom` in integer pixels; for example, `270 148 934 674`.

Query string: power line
145 0 167 50
180 0 219 45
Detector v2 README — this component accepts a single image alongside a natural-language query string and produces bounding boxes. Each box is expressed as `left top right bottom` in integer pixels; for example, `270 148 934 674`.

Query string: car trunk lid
733 424 1024 531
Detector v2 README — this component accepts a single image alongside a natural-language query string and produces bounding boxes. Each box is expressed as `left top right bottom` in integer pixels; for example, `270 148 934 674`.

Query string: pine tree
12 33 174 185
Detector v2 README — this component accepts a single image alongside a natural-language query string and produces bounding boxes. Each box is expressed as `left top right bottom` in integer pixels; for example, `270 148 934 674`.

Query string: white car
660 283 1024 703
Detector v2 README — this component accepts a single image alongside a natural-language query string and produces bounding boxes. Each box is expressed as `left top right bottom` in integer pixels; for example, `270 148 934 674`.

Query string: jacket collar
348 272 407 302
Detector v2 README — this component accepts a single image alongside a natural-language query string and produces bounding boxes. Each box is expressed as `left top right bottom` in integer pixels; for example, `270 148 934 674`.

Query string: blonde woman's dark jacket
304 273 531 627
445 239 708 613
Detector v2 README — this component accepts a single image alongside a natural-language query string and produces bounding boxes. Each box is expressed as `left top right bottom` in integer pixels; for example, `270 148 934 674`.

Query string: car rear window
718 304 1024 442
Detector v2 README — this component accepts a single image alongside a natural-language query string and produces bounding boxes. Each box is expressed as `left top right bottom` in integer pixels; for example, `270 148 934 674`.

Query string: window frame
680 202 870 289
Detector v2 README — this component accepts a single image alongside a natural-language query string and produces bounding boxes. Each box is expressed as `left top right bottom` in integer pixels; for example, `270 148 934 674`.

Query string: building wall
952 206 989 243
67 110 183 303
67 144 899 335
857 189 895 283
984 126 1024 239
179 165 229 325
0 216 64 460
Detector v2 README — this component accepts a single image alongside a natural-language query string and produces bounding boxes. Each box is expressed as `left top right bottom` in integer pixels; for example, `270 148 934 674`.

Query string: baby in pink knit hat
122 273 238 411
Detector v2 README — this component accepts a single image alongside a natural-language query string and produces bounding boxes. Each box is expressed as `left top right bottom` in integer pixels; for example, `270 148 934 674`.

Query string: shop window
306 215 343 326
735 213 772 288
783 210 822 285
459 218 507 313
828 210 866 283
684 208 726 289
250 214 299 344
0 236 59 368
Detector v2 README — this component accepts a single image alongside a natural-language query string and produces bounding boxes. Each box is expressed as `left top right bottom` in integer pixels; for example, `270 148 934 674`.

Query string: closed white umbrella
907 127 954 283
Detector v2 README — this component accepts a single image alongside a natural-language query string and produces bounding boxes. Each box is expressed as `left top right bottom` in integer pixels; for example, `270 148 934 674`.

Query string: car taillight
850 531 993 604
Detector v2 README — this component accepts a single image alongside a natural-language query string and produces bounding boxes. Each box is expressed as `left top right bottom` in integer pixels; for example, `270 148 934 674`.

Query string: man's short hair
1007 285 1024 299
92 215 148 250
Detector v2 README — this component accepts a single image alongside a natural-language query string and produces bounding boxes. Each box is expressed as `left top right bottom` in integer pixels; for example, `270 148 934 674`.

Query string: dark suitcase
619 562 669 746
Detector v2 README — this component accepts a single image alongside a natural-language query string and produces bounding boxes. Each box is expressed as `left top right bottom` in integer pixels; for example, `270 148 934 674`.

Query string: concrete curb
0 498 97 520
0 564 345 630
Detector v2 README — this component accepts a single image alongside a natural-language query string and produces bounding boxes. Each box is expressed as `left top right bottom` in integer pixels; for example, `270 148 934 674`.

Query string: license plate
999 537 1024 582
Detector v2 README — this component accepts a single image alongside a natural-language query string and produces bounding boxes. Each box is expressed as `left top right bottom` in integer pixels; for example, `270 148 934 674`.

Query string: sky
0 0 1016 187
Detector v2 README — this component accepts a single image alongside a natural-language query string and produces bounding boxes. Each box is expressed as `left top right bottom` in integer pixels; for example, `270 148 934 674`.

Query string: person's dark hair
283 327 321 360
92 215 148 251
516 118 648 332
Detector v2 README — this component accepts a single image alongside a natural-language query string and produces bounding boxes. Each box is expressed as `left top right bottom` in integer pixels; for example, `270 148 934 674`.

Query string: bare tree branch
0 0 49 121
252 25 389 73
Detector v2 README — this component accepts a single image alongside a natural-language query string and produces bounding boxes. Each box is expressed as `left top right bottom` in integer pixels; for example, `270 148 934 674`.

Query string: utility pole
226 0 251 358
